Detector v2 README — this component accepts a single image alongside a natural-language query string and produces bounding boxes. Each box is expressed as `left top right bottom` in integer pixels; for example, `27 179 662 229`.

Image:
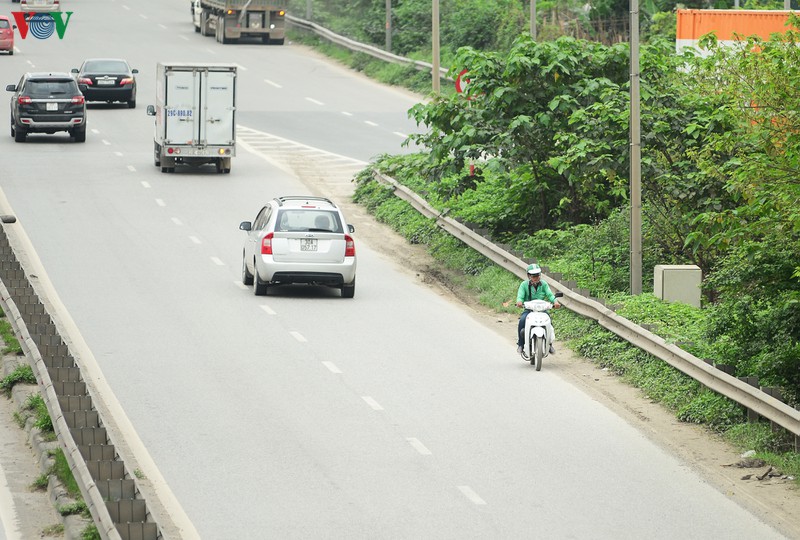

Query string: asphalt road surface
0 0 793 538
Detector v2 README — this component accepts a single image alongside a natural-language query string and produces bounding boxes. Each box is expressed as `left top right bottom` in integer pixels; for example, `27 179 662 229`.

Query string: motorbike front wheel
530 336 544 371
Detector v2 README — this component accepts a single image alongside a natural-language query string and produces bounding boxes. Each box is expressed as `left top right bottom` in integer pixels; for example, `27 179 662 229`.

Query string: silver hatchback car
239 196 357 298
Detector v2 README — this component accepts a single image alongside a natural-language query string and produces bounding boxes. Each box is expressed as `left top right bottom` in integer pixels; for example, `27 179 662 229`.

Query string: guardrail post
714 364 735 376
739 377 760 421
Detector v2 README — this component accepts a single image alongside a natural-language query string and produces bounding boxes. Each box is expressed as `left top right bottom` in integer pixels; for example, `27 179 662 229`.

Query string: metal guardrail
372 171 800 445
286 15 451 80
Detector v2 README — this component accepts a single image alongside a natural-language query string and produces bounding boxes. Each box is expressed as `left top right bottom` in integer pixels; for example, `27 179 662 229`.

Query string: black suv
6 72 87 143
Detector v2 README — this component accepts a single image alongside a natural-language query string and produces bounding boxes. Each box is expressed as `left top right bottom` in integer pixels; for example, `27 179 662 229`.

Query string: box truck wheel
217 16 236 44
160 155 175 173
216 157 231 174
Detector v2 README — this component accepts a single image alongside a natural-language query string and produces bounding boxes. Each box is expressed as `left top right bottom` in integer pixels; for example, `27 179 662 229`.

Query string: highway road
0 0 791 538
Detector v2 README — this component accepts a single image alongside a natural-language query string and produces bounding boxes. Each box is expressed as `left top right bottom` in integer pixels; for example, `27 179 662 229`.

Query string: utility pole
630 0 642 295
386 0 392 52
530 0 537 40
432 0 440 93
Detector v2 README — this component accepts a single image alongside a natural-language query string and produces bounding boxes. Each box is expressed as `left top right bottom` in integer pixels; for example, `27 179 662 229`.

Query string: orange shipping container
676 9 800 55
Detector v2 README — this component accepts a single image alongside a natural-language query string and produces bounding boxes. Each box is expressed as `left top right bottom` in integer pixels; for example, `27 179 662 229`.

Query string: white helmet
526 263 541 276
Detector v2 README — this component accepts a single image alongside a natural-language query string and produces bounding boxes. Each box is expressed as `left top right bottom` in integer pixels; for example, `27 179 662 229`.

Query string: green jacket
516 278 556 305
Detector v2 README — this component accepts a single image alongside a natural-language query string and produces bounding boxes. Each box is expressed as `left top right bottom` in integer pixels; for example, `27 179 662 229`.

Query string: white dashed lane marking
264 79 282 88
259 304 275 315
290 331 307 343
171 217 183 226
407 438 432 455
322 361 341 373
306 97 324 106
458 486 486 505
210 257 224 266
155 199 165 207
361 396 383 410
141 181 150 188
189 236 201 244
127 165 136 172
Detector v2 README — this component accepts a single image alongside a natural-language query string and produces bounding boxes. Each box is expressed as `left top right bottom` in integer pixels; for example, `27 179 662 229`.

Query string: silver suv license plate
301 238 317 251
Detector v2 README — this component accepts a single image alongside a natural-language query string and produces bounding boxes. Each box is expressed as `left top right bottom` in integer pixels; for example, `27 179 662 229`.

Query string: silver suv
239 196 357 298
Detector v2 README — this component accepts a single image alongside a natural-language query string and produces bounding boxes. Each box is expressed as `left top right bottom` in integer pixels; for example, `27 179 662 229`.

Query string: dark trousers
517 310 530 347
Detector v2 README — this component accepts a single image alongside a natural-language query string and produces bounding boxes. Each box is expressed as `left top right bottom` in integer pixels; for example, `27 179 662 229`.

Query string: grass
31 473 49 491
52 448 81 499
353 172 800 483
0 318 22 355
23 393 53 433
0 363 36 395
41 524 64 536
81 524 100 540
12 410 27 429
57 500 88 517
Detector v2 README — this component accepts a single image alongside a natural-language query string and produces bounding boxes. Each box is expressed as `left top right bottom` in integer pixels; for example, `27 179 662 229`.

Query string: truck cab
192 0 202 32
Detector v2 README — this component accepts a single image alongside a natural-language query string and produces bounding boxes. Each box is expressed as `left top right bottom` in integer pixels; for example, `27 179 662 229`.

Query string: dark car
6 72 87 143
71 58 138 108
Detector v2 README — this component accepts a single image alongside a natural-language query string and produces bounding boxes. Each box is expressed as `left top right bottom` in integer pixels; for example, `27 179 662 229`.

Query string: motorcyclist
514 264 560 355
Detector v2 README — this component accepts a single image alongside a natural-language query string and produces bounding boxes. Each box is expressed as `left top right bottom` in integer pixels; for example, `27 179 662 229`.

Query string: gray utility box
653 265 702 307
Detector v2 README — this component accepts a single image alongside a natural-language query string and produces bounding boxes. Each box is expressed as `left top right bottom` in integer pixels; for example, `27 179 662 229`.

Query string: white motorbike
520 292 563 370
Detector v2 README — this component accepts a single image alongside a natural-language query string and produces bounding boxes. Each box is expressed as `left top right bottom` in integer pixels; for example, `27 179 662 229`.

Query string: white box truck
146 62 237 174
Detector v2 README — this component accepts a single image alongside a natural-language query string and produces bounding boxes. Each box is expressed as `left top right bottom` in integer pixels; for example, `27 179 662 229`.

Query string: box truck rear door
164 69 200 144
200 69 236 146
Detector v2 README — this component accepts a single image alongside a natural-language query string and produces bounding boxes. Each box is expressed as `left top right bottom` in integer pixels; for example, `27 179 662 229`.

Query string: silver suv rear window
276 210 343 233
